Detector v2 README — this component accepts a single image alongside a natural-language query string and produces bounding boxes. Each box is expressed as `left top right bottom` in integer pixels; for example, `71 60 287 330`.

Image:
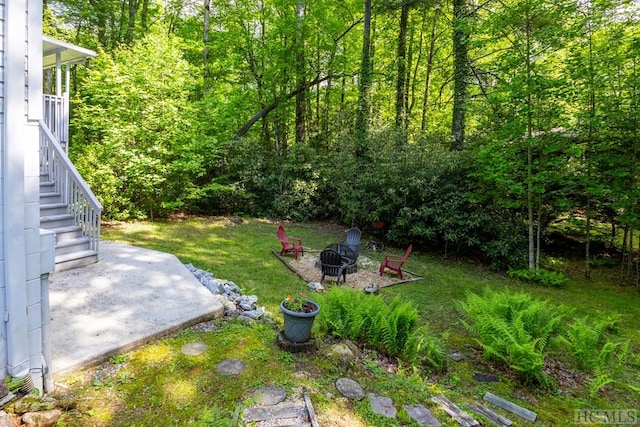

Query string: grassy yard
52 217 640 426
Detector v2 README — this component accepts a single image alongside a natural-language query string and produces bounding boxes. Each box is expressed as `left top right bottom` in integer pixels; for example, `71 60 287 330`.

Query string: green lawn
52 217 640 426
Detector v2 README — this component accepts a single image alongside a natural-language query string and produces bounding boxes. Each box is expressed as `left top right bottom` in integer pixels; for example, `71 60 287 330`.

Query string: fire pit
322 243 358 274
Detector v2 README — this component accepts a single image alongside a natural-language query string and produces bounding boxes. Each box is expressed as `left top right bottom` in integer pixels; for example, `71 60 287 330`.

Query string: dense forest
45 0 639 274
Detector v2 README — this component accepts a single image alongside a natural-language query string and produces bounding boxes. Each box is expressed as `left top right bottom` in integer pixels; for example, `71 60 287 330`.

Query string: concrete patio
48 241 224 377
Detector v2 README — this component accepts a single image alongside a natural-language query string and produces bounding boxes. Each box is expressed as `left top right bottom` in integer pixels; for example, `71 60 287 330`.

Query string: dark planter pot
280 300 320 343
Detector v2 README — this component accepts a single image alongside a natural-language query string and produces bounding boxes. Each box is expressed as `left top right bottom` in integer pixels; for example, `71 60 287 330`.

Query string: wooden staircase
39 172 98 271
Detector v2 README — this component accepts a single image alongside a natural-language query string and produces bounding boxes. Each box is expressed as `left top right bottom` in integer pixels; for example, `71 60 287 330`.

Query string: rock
0 411 16 427
13 397 56 415
0 382 8 399
237 295 258 311
204 279 223 295
327 343 355 359
307 282 324 292
251 386 286 406
229 216 243 224
404 404 442 426
343 340 362 358
216 358 245 375
242 307 265 320
181 342 208 356
368 393 396 419
222 281 241 294
21 410 61 427
447 352 467 362
364 283 379 294
472 372 499 383
335 378 365 400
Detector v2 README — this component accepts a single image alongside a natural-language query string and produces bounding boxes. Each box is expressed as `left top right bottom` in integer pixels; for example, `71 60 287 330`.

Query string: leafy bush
316 288 446 372
508 268 568 288
460 289 565 386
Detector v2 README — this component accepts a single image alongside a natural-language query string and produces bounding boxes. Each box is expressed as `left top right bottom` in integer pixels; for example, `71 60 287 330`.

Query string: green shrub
460 289 565 386
316 288 446 372
508 268 568 288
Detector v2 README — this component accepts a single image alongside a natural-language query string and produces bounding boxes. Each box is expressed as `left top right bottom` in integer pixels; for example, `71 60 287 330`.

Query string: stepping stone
181 342 208 356
404 404 442 426
448 352 467 362
431 395 479 427
251 386 287 406
483 392 537 422
368 393 397 419
472 372 499 383
335 378 365 400
465 402 513 427
215 358 245 375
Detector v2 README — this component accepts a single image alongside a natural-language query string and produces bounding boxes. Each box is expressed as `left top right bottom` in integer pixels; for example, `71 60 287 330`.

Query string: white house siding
0 0 7 381
1 0 50 392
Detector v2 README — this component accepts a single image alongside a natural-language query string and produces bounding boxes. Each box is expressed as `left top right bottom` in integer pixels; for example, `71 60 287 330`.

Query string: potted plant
280 293 320 343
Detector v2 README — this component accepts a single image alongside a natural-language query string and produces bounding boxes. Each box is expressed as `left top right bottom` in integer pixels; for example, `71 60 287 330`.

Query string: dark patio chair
277 225 304 260
379 244 413 280
319 249 348 284
341 227 362 258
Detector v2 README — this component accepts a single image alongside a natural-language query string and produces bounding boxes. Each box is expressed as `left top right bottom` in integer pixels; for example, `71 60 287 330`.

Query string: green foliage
224 140 326 221
71 26 221 219
508 268 568 287
316 287 445 372
461 289 565 386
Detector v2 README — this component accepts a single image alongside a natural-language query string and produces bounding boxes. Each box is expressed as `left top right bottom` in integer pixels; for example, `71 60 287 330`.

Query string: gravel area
282 251 420 290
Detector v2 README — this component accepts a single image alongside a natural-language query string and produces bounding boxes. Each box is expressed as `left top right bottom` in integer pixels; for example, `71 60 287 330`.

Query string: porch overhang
42 36 96 68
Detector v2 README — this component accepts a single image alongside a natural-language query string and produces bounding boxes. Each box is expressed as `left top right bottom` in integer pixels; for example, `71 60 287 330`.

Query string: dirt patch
275 250 422 290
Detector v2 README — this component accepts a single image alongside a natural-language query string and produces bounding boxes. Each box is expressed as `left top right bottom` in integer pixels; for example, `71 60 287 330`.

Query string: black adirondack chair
319 249 348 284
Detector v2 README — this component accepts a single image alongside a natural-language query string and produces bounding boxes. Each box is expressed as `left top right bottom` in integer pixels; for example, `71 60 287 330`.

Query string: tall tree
295 0 307 144
451 0 470 151
420 0 441 133
395 1 411 133
203 0 211 92
355 0 373 146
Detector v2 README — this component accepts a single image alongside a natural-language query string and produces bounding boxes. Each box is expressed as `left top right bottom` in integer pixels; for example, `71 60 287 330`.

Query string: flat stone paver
251 386 287 406
368 393 397 419
216 358 245 375
336 378 365 400
181 342 208 356
404 404 442 426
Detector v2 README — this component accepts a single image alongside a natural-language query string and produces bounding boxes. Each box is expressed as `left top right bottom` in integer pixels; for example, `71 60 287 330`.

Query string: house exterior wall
1 0 51 392
0 0 8 381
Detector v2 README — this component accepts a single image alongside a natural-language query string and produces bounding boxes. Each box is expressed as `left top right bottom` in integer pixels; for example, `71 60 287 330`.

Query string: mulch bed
273 250 423 290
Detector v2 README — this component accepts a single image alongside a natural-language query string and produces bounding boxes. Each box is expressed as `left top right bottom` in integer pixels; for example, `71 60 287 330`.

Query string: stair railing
39 120 102 254
42 94 69 153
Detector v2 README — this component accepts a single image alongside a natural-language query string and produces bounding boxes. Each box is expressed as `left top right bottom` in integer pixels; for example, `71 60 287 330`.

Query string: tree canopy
46 0 640 273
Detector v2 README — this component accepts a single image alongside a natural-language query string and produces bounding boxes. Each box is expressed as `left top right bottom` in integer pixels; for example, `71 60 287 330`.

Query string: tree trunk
395 3 410 133
235 75 333 139
526 16 535 271
125 0 139 43
421 1 441 133
141 0 149 31
203 0 211 93
355 0 372 145
451 0 469 151
295 0 306 145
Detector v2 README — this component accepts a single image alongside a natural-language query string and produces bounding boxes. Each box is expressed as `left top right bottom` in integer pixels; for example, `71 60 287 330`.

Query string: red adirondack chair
277 225 304 260
379 244 413 279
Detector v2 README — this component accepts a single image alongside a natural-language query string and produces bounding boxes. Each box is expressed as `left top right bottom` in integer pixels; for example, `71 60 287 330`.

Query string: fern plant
316 288 445 372
508 268 567 288
460 289 565 386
